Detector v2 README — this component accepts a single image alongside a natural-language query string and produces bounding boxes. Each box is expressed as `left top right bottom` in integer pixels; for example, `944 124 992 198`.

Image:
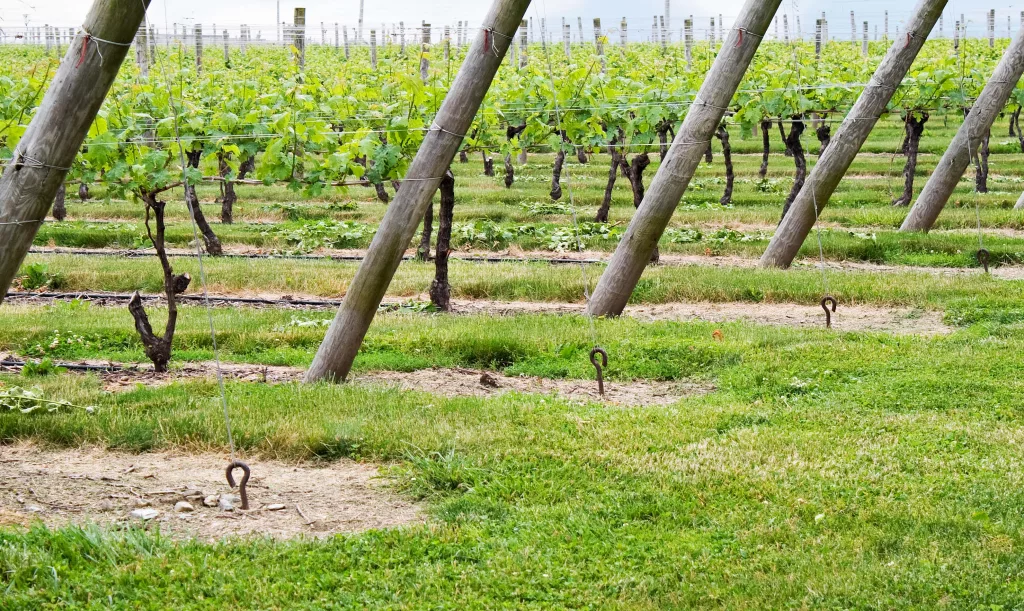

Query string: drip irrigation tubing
27 248 605 266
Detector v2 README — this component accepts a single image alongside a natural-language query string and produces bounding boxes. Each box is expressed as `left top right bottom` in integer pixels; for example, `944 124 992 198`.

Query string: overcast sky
0 1 1015 38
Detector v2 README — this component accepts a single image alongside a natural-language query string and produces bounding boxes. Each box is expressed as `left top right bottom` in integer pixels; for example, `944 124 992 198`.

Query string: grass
5 116 1024 608
14 252 1019 307
3 316 1024 606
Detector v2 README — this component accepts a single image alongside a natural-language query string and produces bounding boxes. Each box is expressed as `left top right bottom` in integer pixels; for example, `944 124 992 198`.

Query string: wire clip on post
590 347 608 398
977 249 991 274
226 460 251 510
820 296 838 329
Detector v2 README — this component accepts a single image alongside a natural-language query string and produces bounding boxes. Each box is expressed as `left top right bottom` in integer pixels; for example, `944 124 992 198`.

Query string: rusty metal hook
589 347 608 398
225 460 250 510
820 296 838 329
977 249 991 274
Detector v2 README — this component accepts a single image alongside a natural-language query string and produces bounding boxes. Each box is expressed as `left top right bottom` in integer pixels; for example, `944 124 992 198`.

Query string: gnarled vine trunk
550 132 568 201
892 113 928 207
429 169 456 311
975 125 991 193
129 193 192 372
417 202 433 262
79 183 90 202
52 184 66 221
779 119 793 157
504 123 526 188
1014 106 1024 153
759 119 772 178
481 151 495 177
780 117 806 221
716 123 735 205
595 139 622 223
184 149 223 255
218 153 237 224
620 152 657 263
815 122 831 154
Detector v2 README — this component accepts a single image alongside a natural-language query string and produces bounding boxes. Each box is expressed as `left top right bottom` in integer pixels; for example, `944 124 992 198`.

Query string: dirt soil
0 443 422 541
449 300 949 335
55 363 704 407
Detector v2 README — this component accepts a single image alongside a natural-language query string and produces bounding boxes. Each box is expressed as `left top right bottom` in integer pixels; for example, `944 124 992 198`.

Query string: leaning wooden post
0 0 151 303
759 0 947 268
586 0 782 318
901 25 1024 231
305 0 532 383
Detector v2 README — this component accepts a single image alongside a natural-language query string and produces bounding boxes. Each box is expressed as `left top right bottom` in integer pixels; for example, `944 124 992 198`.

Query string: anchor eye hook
820 296 838 329
977 249 991 274
589 347 609 398
225 460 251 510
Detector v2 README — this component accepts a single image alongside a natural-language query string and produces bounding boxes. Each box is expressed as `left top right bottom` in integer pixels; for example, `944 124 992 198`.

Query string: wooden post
710 16 716 49
563 21 571 57
884 10 889 40
594 18 605 73
358 0 365 43
370 29 377 69
400 21 406 54
294 8 306 69
305 0 532 383
759 0 948 269
0 0 151 303
620 17 628 46
862 21 869 56
901 26 1024 231
444 25 450 61
660 16 668 50
195 24 203 74
519 19 528 68
684 18 693 66
420 22 431 84
136 25 149 76
783 14 790 42
223 29 230 65
939 13 944 37
586 0 783 318
815 18 822 57
989 10 996 48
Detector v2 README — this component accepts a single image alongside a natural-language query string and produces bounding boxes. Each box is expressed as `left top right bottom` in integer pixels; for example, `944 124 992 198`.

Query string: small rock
266 504 286 511
183 489 203 500
25 505 44 513
133 498 152 508
174 501 195 513
479 372 500 388
130 508 160 521
218 497 235 512
203 495 219 508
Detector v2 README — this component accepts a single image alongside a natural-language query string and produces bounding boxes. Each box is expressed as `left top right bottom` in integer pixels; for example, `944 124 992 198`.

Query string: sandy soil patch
0 443 421 541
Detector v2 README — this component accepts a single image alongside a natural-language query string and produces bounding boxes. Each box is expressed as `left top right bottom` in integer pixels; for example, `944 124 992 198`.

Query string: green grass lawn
3 313 1024 607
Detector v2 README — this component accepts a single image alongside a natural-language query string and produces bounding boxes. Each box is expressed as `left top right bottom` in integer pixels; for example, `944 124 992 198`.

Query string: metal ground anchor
590 346 608 398
226 460 251 510
820 296 838 329
978 249 991 274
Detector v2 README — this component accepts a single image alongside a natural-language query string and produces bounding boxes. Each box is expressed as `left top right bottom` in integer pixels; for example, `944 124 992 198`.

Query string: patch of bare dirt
355 367 709 407
448 300 948 335
0 443 422 541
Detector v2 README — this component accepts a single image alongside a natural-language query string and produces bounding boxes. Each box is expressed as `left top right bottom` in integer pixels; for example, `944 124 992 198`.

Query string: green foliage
263 220 371 253
17 263 64 291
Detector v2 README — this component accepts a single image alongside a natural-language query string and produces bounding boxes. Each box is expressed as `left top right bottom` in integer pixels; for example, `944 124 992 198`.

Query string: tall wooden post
684 18 693 66
594 18 605 73
901 26 1024 231
420 22 431 84
759 0 948 268
223 30 230 65
136 25 150 76
519 19 528 68
370 30 377 69
294 8 306 69
620 17 628 46
862 21 869 56
358 0 365 43
343 27 350 59
586 0 783 317
0 0 151 303
195 24 203 74
305 0 533 383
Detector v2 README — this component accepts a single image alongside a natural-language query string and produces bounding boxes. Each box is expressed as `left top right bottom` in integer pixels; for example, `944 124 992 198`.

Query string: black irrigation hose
5 291 343 308
27 248 604 266
0 359 136 373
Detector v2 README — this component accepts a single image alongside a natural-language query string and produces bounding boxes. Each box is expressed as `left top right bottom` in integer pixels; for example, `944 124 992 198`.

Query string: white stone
174 501 195 513
218 497 235 512
266 504 286 511
203 495 219 508
130 509 160 521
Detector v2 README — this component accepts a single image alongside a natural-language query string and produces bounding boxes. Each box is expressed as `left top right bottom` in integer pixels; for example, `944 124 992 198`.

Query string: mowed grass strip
2 315 1024 606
